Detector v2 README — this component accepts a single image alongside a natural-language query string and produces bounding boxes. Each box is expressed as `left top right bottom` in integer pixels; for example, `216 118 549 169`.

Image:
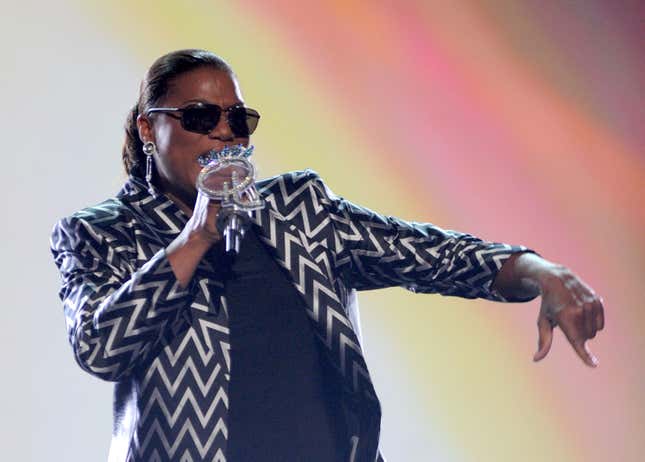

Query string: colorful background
3 1 643 461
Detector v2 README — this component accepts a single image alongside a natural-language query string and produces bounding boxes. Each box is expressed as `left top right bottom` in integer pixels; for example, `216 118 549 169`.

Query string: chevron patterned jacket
51 169 536 462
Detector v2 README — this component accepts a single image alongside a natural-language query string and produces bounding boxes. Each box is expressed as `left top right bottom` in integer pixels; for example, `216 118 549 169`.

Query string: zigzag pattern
52 181 231 461
52 171 530 461
253 174 377 401
131 320 230 461
307 173 530 300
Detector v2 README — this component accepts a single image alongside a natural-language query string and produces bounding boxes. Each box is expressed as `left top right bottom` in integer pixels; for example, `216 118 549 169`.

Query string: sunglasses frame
145 103 260 136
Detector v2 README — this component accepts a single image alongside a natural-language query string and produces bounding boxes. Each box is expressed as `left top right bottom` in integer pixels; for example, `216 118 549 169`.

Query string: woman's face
137 66 249 207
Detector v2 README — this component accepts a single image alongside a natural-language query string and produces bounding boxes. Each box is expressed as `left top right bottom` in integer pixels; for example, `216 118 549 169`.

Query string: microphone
196 144 265 254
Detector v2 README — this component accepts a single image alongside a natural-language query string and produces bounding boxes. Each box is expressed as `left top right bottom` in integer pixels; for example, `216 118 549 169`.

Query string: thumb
533 313 554 362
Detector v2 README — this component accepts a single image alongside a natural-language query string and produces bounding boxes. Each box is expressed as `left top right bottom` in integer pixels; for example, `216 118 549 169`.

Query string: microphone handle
220 211 247 254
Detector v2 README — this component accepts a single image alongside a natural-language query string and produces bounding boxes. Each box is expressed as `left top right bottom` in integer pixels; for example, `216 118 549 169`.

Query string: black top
219 226 347 461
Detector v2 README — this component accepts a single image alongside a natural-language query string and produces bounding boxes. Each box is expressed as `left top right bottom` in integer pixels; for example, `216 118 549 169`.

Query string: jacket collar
117 177 189 237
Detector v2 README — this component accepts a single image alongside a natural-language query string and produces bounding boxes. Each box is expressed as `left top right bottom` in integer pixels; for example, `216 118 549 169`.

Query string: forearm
166 189 222 289
311 171 536 300
166 229 217 289
52 213 217 381
491 251 556 301
60 248 196 381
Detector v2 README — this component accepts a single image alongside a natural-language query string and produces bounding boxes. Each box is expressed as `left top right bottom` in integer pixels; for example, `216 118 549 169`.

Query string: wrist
166 229 219 290
492 251 552 299
515 253 564 293
169 228 218 259
190 228 220 246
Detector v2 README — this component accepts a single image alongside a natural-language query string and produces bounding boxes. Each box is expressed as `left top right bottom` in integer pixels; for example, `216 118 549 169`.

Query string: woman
51 49 604 462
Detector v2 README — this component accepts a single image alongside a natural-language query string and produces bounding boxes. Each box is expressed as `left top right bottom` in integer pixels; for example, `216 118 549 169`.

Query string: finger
595 297 605 331
206 194 222 206
533 314 554 362
557 317 599 368
195 189 210 213
194 191 221 240
571 338 598 368
583 302 597 339
572 276 604 332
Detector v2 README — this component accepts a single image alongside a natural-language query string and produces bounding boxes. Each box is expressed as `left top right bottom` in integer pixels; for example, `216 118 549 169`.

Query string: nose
207 113 234 141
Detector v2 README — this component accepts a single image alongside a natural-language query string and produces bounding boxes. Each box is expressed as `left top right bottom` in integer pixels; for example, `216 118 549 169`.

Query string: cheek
152 124 214 193
155 123 191 157
154 125 196 173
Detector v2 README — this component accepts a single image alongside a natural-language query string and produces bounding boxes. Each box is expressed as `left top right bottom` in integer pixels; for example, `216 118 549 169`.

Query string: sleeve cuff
488 248 542 303
131 248 199 304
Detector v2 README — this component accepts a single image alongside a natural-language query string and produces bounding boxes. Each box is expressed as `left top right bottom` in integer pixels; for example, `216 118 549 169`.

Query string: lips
197 144 254 166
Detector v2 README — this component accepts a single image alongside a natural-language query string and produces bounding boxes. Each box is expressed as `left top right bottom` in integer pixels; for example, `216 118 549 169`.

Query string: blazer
51 169 536 462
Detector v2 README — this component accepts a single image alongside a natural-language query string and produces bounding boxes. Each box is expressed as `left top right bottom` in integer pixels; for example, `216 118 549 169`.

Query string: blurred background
2 0 643 460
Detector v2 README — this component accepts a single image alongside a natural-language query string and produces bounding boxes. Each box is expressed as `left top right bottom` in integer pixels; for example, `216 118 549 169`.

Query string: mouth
197 144 255 166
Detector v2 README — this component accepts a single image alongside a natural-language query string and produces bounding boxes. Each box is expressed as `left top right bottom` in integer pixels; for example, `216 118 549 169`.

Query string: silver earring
143 141 157 197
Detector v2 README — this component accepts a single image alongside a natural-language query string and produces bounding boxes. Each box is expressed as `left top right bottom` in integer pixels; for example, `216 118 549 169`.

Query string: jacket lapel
118 178 225 350
251 178 379 404
118 178 218 278
252 182 383 461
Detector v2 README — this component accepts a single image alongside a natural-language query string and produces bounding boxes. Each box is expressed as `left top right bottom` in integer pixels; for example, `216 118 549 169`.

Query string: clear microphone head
195 144 265 254
196 144 257 200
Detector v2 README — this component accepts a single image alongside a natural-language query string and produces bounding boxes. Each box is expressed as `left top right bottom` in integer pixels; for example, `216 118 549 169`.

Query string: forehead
163 67 243 106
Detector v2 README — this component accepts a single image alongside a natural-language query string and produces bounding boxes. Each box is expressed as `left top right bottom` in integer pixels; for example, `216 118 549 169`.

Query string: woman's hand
533 265 605 367
492 252 605 367
166 190 222 289
183 189 222 244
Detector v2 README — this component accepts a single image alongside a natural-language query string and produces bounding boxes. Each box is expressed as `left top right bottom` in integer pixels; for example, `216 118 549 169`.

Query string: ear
136 113 154 143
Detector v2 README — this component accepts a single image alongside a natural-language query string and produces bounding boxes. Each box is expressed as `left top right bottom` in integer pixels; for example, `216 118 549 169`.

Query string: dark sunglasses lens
182 106 221 134
228 107 260 137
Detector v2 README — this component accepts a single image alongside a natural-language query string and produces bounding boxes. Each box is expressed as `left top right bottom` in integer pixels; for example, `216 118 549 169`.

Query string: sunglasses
146 103 260 137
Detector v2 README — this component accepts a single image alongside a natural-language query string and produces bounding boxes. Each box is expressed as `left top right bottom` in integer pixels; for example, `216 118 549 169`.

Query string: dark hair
122 49 234 178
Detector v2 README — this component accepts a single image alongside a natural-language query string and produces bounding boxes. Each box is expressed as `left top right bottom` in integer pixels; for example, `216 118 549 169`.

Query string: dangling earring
142 141 157 197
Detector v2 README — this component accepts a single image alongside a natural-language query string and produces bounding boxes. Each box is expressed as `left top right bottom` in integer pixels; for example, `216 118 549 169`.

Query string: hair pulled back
122 49 234 178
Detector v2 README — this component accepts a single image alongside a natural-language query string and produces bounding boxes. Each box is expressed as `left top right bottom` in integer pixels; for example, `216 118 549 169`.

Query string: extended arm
310 171 537 302
309 171 604 366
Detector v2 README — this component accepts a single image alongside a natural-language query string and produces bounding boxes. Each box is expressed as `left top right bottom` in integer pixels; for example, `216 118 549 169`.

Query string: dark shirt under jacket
219 226 348 461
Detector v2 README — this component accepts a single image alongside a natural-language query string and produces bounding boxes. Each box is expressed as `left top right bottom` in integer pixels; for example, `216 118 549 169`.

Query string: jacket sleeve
308 170 539 303
51 213 197 382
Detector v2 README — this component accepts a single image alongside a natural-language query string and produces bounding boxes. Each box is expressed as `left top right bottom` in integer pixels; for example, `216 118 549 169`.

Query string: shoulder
256 168 324 192
256 169 349 212
51 196 135 251
51 177 153 244
256 168 340 207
